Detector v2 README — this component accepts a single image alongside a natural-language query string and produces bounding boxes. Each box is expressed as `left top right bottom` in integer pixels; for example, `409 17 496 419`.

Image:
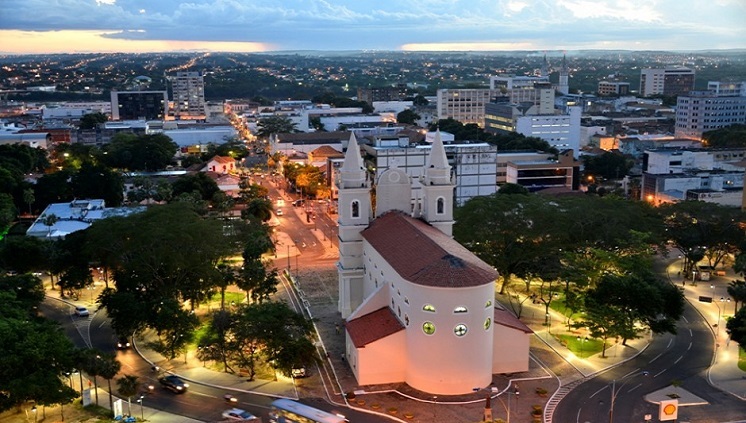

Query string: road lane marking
666 339 673 348
649 353 663 363
687 342 692 351
674 355 684 364
653 368 668 378
622 368 640 379
628 383 642 392
590 386 607 398
689 329 693 336
683 316 689 323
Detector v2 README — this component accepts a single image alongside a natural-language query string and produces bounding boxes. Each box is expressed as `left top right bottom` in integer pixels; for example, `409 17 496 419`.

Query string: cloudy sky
1 0 744 54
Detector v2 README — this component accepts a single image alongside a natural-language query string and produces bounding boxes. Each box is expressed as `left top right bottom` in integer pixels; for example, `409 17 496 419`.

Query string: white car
275 209 283 216
222 408 258 421
74 306 90 317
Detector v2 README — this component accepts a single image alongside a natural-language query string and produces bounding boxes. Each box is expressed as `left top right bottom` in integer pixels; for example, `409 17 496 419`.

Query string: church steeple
340 132 366 188
336 131 371 318
424 130 451 186
420 130 455 237
541 53 549 78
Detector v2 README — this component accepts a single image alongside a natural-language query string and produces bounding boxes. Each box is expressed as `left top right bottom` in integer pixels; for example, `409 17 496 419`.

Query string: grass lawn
739 347 746 372
556 333 605 358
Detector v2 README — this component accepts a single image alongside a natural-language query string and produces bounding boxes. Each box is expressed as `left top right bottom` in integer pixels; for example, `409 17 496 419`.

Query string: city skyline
0 0 744 55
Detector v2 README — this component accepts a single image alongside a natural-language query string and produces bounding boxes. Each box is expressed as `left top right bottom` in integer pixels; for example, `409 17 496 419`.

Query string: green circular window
484 317 492 330
422 321 435 335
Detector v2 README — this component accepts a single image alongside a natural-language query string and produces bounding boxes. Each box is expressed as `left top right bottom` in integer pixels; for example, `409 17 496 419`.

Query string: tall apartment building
640 67 695 97
170 71 206 120
110 90 168 121
675 81 746 140
357 85 407 104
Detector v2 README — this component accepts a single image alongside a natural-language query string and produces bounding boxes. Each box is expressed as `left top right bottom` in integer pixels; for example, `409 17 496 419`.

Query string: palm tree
41 213 59 237
23 188 34 215
116 375 140 417
216 263 237 310
97 352 122 415
79 349 101 406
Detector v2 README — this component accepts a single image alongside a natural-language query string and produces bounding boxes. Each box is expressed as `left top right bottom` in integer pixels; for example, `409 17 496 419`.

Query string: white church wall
353 332 407 386
405 283 495 395
491 324 530 374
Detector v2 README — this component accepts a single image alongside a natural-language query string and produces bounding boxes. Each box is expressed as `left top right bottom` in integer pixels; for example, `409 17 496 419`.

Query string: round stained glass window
454 324 468 337
423 321 435 335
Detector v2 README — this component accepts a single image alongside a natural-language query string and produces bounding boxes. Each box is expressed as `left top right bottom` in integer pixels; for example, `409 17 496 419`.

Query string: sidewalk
665 254 746 401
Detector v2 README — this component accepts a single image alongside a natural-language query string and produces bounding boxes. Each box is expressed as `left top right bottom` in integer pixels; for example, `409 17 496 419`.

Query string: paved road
554 278 746 422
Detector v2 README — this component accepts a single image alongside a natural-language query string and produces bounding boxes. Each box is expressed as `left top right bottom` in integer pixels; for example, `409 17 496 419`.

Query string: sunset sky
1 0 744 54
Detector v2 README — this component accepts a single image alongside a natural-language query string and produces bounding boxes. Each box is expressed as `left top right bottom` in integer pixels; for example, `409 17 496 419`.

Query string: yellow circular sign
663 404 677 415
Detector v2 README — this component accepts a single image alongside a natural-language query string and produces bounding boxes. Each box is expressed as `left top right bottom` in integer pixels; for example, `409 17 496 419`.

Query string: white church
337 132 532 395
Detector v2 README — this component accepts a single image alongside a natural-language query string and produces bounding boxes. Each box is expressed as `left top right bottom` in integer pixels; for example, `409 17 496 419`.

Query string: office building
110 90 168 121
640 67 695 97
675 81 746 139
597 81 630 96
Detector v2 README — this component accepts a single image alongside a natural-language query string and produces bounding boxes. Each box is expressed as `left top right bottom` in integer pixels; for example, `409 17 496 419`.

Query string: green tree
0 236 47 274
229 301 317 380
242 198 273 222
256 116 298 138
0 193 16 230
71 162 125 206
582 152 633 180
702 124 746 148
79 112 108 130
103 133 178 171
727 280 746 312
726 306 746 347
454 194 561 294
97 352 121 415
116 375 140 417
23 187 34 215
396 109 421 125
172 172 221 201
497 183 529 195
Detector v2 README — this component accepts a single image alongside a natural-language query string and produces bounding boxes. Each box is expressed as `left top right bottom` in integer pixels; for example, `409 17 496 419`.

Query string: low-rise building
27 199 145 239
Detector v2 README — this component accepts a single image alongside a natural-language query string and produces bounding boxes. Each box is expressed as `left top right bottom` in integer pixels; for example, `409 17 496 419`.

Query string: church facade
336 132 532 395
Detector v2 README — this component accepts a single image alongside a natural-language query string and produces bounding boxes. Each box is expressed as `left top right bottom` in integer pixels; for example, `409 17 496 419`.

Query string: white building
26 199 145 239
362 132 497 206
496 107 581 155
675 81 746 140
337 132 531 395
490 75 549 90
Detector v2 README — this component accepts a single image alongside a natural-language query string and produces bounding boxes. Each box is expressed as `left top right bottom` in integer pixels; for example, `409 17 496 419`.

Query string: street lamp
607 371 649 423
137 396 144 421
31 406 37 423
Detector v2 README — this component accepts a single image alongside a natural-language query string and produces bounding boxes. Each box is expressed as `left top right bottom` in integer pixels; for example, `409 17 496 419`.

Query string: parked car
222 408 259 421
158 375 189 393
275 209 283 216
291 366 307 378
74 306 90 317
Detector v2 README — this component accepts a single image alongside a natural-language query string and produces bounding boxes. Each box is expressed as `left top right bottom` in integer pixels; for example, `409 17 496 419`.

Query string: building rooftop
362 211 498 288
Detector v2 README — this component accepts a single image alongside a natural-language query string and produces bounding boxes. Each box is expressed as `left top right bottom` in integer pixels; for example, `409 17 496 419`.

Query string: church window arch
436 197 445 214
454 324 468 337
453 306 468 314
351 200 360 218
404 297 409 305
423 304 436 313
404 315 409 326
484 317 492 330
422 321 435 335
391 298 395 308
485 300 492 308
397 306 401 317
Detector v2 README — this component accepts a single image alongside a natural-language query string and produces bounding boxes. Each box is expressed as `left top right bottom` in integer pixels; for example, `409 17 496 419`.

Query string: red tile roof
310 145 344 158
346 307 404 348
362 211 498 288
210 155 235 164
493 306 533 333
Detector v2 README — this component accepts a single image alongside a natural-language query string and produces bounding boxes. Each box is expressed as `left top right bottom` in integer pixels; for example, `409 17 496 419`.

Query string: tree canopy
103 133 178 171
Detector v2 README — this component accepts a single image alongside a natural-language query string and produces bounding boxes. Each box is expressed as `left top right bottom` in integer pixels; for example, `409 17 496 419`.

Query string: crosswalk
71 310 94 348
543 378 588 422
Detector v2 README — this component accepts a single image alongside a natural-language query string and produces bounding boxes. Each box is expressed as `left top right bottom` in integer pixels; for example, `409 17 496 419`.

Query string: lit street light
137 396 144 421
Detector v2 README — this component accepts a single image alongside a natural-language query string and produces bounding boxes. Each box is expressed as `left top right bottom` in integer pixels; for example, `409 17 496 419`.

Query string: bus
268 399 349 423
